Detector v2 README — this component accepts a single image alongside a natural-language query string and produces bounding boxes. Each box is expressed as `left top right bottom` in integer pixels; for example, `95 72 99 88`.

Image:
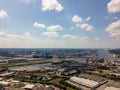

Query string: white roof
0 81 9 85
10 80 20 83
70 77 99 88
0 78 3 80
104 86 120 90
23 84 35 89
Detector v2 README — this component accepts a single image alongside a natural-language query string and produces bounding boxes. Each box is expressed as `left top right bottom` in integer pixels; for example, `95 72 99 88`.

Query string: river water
97 49 115 60
8 63 51 71
8 49 116 71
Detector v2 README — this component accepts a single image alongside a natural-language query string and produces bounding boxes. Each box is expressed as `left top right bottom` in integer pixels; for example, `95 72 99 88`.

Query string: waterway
8 63 51 71
8 49 116 71
97 49 115 60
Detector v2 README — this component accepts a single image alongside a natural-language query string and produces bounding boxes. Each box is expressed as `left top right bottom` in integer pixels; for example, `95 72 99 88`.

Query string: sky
0 0 120 48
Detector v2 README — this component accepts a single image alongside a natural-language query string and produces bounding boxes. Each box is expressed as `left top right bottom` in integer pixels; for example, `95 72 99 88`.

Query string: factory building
104 86 120 90
70 76 100 89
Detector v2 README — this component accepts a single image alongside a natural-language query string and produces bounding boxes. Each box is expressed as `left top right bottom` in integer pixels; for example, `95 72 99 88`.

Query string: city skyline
0 0 120 48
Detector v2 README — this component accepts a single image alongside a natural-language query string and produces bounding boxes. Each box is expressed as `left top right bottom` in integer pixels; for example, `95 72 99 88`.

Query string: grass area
0 59 59 67
49 78 62 84
28 58 61 61
84 70 120 81
66 87 77 90
80 71 120 88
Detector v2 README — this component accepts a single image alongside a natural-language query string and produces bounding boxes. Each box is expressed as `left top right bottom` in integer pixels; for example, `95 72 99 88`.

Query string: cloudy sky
0 0 120 48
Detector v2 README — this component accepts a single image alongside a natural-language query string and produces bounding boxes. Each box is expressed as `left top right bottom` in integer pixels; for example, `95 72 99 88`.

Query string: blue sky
0 0 120 48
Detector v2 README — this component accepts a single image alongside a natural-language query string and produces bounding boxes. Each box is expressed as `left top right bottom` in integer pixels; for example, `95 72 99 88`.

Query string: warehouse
104 86 120 90
70 76 99 89
23 84 35 90
0 81 10 86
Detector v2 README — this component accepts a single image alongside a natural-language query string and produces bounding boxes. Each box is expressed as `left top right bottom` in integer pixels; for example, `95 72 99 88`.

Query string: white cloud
33 23 63 31
70 27 74 30
80 36 88 41
62 34 72 38
86 16 91 21
22 0 35 3
24 32 31 36
111 16 119 20
0 31 119 48
0 9 8 19
47 25 63 31
0 31 7 36
41 0 63 11
94 38 100 41
107 0 120 13
0 30 44 48
72 15 82 23
106 20 120 40
0 31 33 41
62 34 89 41
77 23 94 31
33 22 46 29
62 34 79 40
105 16 119 20
41 31 58 37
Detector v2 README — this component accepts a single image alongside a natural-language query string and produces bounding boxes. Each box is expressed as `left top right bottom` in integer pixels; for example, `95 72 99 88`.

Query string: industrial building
104 86 120 90
0 81 10 86
23 84 35 90
70 76 100 89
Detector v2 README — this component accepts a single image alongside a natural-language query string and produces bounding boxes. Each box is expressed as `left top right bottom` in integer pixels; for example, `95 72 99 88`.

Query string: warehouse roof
0 81 9 85
104 86 120 90
23 84 35 89
70 77 99 88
